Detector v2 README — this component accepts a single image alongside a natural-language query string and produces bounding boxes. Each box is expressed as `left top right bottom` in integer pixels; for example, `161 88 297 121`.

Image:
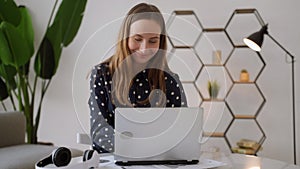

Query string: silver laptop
114 107 203 166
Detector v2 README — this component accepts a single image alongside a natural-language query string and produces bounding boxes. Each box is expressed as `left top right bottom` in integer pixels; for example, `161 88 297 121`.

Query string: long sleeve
165 72 187 107
89 65 114 153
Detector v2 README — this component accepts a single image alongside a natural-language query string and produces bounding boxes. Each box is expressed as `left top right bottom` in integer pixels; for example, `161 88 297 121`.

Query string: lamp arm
291 54 296 165
267 33 297 164
266 34 295 61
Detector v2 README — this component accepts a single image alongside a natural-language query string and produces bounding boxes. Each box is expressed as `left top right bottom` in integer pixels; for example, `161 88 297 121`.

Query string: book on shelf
232 139 262 155
237 139 261 150
231 147 256 155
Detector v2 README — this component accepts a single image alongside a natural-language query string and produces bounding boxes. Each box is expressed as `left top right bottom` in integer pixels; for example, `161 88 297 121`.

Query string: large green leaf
34 0 87 80
0 77 8 101
0 26 12 62
16 6 34 56
0 61 17 90
34 37 55 79
34 21 62 79
47 20 63 74
0 22 31 67
20 60 30 76
52 0 87 46
0 0 21 26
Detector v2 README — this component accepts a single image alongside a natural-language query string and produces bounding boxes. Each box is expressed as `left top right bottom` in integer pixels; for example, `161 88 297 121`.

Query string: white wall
8 0 300 164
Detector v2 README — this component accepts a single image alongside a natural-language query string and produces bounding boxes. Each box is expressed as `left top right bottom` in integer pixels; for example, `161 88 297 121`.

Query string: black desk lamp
243 24 297 164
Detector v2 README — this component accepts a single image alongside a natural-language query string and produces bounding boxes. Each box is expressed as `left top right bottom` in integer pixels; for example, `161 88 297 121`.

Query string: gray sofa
0 111 82 169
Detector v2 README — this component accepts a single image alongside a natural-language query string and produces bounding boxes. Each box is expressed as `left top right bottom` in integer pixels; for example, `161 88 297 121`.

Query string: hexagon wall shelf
168 48 202 82
166 9 266 155
167 11 203 48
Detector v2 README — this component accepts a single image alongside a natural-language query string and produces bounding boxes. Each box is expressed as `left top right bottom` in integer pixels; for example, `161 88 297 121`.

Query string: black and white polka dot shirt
89 62 187 153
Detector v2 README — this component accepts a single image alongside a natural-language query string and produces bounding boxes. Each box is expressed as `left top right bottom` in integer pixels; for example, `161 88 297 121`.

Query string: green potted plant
207 80 220 99
0 0 87 143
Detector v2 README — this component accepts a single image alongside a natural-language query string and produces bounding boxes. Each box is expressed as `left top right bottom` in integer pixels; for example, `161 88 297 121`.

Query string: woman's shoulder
92 62 110 75
163 70 180 80
93 62 109 70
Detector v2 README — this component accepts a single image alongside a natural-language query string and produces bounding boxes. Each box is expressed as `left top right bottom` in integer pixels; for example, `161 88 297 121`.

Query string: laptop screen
114 107 203 165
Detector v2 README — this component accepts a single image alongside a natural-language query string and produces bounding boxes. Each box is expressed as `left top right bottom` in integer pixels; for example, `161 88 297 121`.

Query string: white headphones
35 147 100 169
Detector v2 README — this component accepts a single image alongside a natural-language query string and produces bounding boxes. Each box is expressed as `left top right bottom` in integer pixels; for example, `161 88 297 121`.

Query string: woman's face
128 19 161 66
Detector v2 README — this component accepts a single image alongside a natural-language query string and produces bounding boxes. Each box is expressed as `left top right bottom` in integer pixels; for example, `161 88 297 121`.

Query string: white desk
201 152 300 169
99 152 300 169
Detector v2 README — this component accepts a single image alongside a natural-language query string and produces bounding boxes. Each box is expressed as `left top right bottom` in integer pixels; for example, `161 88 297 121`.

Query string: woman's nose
139 40 148 52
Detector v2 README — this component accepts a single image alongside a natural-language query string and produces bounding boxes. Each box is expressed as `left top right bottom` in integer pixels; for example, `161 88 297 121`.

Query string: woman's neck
133 62 147 73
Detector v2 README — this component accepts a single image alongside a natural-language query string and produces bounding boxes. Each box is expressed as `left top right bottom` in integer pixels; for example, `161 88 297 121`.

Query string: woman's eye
135 38 142 42
149 39 158 44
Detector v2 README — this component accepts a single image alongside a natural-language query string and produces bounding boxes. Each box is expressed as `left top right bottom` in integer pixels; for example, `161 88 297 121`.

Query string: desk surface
99 152 300 169
201 152 299 169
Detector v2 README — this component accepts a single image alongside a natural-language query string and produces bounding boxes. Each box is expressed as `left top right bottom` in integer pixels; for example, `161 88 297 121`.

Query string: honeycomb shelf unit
166 8 267 155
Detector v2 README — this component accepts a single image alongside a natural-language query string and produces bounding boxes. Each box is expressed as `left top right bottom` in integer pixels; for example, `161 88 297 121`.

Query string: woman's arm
165 72 187 107
89 65 115 153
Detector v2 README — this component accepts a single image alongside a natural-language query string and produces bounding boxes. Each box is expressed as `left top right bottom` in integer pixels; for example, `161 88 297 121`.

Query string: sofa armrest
0 111 26 147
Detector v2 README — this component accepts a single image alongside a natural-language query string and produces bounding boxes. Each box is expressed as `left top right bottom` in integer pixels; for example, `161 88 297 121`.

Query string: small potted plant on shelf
207 80 220 99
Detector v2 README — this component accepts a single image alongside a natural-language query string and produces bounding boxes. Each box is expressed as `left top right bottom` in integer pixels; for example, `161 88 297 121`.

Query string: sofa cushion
0 144 83 169
0 111 25 147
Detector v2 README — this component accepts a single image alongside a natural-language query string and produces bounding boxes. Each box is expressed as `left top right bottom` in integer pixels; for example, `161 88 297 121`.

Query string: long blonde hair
105 3 169 107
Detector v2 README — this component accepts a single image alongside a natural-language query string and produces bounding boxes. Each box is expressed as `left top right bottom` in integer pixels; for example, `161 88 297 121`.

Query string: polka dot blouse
89 62 187 153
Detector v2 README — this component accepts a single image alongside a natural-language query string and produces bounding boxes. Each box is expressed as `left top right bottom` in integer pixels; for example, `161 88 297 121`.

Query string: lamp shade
243 24 268 51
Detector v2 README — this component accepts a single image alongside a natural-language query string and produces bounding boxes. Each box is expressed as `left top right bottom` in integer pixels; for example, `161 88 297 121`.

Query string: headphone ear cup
52 147 72 167
83 149 95 162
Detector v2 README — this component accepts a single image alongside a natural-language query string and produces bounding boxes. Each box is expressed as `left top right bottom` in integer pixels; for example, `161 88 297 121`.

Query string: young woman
89 3 187 153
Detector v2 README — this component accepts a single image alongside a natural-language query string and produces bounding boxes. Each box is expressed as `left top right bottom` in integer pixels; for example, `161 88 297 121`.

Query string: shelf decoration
208 80 220 99
240 69 250 82
212 50 222 65
231 139 262 155
167 8 267 156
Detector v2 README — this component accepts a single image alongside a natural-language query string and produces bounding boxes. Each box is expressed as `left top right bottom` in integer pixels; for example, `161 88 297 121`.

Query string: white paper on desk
124 159 227 169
